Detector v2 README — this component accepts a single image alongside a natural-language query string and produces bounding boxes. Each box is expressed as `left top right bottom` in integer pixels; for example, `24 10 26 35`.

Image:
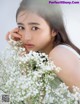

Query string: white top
58 45 80 59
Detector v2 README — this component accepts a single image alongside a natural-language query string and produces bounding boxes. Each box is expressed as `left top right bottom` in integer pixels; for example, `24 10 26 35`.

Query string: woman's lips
24 44 34 48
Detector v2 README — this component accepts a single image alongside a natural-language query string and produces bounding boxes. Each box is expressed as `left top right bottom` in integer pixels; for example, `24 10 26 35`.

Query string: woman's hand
6 28 29 54
6 28 22 41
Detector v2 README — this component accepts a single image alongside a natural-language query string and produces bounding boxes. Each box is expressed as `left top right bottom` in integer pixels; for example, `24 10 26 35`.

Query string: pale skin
6 11 80 90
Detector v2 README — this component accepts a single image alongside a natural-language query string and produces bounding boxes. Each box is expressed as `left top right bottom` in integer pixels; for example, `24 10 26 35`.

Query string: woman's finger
11 33 22 41
11 27 19 33
6 27 22 41
5 32 10 40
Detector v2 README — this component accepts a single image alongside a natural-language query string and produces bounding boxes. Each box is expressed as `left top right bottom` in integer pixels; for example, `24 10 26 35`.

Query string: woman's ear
51 30 57 37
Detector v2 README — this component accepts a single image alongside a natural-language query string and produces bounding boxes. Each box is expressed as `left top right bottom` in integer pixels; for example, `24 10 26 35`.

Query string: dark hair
16 0 80 54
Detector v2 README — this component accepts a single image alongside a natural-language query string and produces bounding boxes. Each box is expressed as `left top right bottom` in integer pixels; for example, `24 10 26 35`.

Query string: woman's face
17 11 56 54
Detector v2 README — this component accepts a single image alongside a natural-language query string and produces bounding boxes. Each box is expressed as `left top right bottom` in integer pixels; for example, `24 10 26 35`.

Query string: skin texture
49 45 80 90
6 11 80 90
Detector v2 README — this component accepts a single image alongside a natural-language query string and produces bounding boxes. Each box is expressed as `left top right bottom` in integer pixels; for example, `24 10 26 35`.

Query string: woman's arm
49 45 80 90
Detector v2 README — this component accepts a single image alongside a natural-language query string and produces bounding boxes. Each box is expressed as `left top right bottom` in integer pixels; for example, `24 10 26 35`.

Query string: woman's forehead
17 11 48 25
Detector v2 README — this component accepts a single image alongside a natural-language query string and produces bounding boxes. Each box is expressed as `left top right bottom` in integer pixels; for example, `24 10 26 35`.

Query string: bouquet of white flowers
0 39 80 104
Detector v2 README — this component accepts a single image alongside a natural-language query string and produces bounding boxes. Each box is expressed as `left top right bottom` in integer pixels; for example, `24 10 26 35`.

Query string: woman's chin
26 48 34 53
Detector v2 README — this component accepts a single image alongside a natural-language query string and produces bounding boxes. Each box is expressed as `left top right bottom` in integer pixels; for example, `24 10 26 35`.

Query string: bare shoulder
49 45 80 88
49 45 79 63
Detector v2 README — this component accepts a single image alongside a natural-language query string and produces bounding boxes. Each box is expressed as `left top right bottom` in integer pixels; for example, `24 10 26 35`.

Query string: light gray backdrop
0 0 80 51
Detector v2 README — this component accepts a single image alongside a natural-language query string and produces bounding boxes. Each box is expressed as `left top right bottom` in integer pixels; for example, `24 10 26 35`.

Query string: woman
6 0 80 90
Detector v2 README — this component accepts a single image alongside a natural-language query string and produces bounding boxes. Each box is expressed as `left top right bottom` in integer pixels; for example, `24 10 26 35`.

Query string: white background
0 0 80 52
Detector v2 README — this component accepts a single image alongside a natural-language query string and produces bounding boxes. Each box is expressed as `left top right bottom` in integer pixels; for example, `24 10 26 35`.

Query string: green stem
39 73 46 104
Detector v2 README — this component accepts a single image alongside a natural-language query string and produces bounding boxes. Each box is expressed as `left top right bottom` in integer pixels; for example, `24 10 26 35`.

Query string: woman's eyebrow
17 22 40 26
17 23 24 26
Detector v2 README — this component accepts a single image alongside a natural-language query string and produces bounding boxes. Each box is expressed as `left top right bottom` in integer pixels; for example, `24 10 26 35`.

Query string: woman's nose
21 31 32 43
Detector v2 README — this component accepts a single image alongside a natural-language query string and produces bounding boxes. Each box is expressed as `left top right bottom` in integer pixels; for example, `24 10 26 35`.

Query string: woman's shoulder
49 44 80 89
49 44 80 69
49 44 80 59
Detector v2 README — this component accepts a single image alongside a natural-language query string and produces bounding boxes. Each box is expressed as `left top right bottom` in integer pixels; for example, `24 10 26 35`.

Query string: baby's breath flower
0 40 80 104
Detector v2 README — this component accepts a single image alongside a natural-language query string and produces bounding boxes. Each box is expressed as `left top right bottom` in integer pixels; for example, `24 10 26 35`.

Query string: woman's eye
18 26 25 30
31 26 39 31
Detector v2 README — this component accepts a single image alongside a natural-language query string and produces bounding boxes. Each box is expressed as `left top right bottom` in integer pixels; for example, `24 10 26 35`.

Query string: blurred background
0 0 80 51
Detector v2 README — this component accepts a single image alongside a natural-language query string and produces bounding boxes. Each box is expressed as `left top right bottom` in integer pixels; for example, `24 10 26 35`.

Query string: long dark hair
16 0 80 54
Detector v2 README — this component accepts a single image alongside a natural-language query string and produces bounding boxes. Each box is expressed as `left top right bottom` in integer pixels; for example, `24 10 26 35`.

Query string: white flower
0 42 80 104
